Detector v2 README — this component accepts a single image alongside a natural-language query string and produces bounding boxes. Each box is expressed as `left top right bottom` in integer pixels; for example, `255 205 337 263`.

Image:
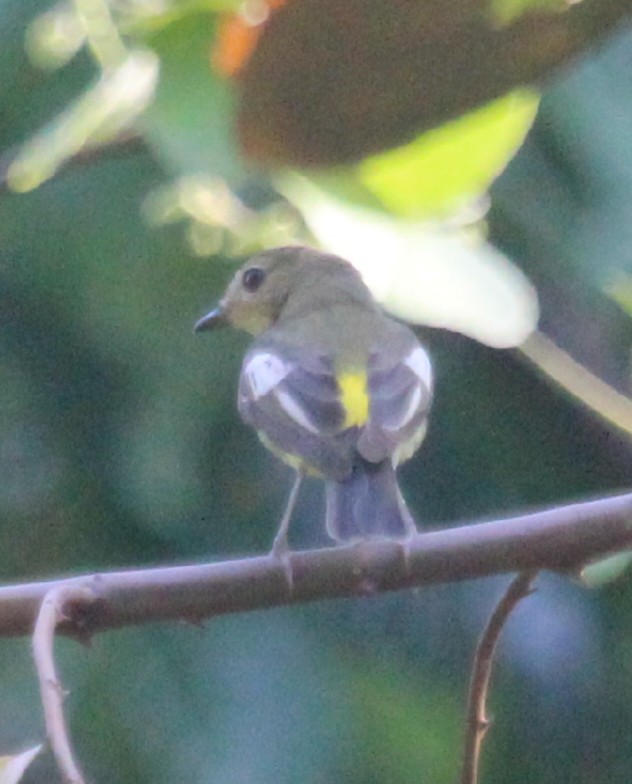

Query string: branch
1 491 630 640
32 584 96 784
460 571 538 784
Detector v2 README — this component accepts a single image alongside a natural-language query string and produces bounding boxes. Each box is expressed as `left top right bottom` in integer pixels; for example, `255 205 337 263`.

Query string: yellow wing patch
337 371 370 428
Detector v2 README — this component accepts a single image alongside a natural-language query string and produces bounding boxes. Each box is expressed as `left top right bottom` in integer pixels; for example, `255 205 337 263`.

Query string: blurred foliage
0 1 631 784
279 174 539 348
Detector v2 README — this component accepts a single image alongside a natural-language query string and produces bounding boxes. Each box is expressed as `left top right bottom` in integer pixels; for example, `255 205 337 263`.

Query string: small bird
195 246 433 556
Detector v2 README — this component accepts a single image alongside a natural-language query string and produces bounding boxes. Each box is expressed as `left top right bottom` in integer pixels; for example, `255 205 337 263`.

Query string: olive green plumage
195 246 433 549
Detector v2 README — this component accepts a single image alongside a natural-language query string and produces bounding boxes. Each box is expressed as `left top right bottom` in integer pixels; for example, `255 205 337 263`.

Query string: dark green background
0 2 630 782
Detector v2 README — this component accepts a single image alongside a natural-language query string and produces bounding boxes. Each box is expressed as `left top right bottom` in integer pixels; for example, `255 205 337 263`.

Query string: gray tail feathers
325 459 417 542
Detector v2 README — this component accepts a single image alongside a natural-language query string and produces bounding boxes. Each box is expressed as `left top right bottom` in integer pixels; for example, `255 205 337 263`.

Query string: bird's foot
398 525 418 578
269 534 294 593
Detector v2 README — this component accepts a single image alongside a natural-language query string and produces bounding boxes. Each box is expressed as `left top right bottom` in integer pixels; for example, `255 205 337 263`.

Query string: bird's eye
242 267 266 292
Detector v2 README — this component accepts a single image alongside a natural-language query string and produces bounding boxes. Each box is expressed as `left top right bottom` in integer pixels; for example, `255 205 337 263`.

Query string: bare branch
0 491 629 640
32 584 96 784
460 571 538 784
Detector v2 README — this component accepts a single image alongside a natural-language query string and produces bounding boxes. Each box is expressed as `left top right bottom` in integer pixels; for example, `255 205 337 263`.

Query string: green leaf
581 550 632 587
357 89 539 219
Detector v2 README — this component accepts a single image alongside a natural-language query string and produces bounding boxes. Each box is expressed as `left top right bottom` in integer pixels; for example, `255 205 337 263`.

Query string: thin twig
0 490 627 640
32 584 96 784
460 571 539 784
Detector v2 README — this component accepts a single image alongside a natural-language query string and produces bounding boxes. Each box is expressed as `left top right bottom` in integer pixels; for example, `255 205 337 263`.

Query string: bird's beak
193 305 226 333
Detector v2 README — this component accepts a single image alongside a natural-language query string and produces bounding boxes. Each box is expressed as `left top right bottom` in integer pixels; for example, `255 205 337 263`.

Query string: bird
194 245 433 557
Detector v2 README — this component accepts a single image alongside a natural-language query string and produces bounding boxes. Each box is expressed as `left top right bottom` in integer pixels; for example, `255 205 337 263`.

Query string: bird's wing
238 347 354 479
358 343 433 464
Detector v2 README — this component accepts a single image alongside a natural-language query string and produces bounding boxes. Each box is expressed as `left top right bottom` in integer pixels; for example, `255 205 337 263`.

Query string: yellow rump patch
337 371 370 428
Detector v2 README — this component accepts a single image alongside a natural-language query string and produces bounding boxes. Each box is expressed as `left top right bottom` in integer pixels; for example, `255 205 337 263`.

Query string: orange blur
213 0 290 77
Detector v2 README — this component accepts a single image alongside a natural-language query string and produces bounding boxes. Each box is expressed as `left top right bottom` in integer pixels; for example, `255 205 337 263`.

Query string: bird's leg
271 471 303 556
270 470 304 588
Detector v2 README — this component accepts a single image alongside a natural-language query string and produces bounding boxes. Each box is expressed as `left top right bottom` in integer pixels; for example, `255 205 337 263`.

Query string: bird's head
194 245 370 336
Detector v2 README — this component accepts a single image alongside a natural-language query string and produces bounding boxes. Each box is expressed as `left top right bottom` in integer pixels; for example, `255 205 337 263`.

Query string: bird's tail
325 459 417 542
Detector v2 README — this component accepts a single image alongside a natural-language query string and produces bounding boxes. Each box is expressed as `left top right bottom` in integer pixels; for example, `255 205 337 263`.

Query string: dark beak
193 306 226 333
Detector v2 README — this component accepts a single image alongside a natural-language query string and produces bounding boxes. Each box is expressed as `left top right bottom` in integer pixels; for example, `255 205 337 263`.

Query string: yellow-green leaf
357 89 539 219
582 551 632 588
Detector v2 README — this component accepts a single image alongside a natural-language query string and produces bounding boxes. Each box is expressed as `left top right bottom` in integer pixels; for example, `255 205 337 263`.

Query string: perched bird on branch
195 246 433 555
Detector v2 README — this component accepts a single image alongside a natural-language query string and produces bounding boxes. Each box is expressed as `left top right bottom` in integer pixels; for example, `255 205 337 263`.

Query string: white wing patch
243 352 290 399
380 346 431 432
274 389 320 434
404 346 433 391
242 351 321 434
